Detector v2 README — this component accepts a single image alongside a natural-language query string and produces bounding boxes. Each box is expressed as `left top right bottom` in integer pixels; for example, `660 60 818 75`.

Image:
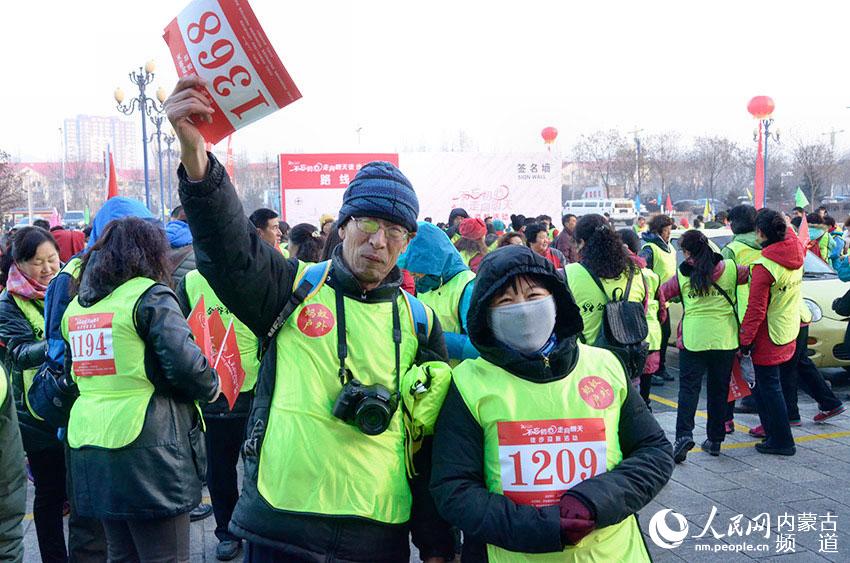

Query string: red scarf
6 264 48 301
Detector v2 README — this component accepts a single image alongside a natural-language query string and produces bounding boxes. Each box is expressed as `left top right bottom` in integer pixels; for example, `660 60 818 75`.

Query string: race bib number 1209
498 418 607 507
68 314 117 377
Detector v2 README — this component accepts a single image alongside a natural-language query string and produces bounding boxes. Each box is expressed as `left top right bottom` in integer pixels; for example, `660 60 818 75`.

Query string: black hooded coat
430 245 673 560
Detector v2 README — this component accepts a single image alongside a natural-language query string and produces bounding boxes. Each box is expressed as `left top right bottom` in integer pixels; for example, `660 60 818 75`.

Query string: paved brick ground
19 350 850 561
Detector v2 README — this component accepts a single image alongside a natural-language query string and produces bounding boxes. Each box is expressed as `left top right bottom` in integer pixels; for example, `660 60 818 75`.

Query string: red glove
559 493 596 545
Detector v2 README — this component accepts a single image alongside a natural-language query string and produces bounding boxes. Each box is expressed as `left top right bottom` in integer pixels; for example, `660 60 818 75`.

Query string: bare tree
690 136 740 201
572 130 628 198
644 132 682 197
0 151 24 218
793 141 836 207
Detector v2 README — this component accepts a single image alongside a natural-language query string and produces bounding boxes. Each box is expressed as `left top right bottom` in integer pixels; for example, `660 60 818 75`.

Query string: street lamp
163 126 177 212
114 60 163 212
146 86 170 224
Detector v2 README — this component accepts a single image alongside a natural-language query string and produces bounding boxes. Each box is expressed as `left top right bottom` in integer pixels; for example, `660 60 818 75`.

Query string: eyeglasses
352 217 409 241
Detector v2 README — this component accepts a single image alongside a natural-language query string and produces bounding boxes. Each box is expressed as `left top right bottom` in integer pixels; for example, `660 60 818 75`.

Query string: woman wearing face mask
399 221 478 364
0 227 65 561
659 230 749 463
431 245 673 561
565 215 648 346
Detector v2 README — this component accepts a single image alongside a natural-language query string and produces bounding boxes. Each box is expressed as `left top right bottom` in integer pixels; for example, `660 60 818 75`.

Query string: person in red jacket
49 225 85 263
739 209 804 456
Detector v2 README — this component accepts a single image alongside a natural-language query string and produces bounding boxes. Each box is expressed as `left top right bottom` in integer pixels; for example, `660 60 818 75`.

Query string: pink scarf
6 264 48 301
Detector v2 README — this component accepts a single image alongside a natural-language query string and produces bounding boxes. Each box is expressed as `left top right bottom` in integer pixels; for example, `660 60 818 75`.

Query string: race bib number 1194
68 313 117 377
497 418 607 508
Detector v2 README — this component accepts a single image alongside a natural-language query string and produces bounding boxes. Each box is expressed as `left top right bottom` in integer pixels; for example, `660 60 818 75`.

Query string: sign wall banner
279 152 561 227
164 0 302 145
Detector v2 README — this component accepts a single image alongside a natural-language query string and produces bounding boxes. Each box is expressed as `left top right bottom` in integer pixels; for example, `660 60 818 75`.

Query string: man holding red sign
167 75 454 561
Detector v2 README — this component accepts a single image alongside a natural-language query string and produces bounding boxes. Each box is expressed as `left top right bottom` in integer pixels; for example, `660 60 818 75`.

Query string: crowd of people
0 76 847 562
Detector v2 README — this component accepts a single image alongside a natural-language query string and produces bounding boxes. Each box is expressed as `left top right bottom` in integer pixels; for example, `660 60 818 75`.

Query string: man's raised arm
166 76 294 337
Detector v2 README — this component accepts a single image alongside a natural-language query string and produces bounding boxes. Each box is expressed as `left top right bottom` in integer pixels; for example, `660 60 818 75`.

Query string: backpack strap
400 290 431 349
265 260 332 342
712 281 740 330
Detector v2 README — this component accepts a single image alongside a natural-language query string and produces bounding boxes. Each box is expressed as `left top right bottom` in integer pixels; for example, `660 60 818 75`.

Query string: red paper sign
280 154 400 191
214 321 246 410
163 0 302 144
187 296 213 363
728 357 753 402
497 418 607 507
68 313 117 377
208 308 228 359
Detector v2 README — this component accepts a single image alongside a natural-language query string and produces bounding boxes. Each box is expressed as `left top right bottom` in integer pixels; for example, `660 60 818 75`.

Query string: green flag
795 187 810 209
84 205 90 225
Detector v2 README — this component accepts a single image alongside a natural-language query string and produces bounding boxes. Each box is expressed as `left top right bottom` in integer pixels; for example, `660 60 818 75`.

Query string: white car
562 198 637 225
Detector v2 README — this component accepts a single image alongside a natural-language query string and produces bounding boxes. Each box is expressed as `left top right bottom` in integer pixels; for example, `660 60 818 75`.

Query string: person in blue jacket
399 221 479 363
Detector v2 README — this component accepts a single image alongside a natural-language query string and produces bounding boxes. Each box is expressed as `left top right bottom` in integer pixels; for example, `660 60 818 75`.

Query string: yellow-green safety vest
62 277 157 450
564 264 647 345
678 260 739 351
256 262 434 524
752 256 803 346
723 240 760 323
279 243 289 259
10 294 45 421
453 344 649 562
642 241 677 284
417 270 475 335
184 270 259 392
459 249 478 267
0 363 8 407
643 268 662 352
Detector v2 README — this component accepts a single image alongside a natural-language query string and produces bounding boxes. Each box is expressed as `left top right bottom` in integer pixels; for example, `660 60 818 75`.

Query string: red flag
664 193 673 213
754 121 765 210
798 213 810 250
107 149 119 200
187 296 212 363
208 309 227 360
728 357 753 401
214 320 245 411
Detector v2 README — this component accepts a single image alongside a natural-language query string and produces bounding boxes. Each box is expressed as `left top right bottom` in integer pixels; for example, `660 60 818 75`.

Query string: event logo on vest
296 303 335 338
578 376 615 409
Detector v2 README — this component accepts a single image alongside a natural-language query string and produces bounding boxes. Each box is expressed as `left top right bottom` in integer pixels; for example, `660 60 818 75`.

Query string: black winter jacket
0 291 56 453
178 154 455 562
62 256 219 520
0 368 26 561
430 245 673 560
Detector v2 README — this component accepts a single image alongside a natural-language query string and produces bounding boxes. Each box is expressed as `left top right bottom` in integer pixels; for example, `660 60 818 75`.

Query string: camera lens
355 399 391 435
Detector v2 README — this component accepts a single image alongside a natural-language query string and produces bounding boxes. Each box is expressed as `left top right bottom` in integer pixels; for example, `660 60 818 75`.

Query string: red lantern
541 126 558 144
747 96 775 119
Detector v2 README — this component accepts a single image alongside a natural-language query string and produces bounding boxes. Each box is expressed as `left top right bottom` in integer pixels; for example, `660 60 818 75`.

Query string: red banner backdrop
279 153 399 221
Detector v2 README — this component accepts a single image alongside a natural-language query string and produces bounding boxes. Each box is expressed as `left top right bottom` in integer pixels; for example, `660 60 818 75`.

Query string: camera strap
333 286 402 386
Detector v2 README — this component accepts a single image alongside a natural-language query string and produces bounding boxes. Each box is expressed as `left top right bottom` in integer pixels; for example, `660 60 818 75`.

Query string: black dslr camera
332 378 400 435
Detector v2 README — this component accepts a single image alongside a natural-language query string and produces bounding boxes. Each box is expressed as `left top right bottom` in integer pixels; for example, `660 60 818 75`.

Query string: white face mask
488 296 556 355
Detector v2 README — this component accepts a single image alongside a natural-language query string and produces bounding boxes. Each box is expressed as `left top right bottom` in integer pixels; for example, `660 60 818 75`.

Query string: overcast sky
2 0 849 163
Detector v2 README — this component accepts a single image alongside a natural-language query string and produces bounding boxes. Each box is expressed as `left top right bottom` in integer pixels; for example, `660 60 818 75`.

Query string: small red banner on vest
163 0 302 145
214 320 245 410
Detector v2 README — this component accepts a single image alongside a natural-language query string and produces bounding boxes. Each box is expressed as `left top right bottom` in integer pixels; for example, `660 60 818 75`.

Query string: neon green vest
678 260 739 351
279 243 289 259
724 240 760 323
564 264 647 345
417 270 475 335
62 277 157 449
0 363 7 407
643 241 677 284
184 270 259 392
10 295 45 420
643 268 662 351
459 249 478 267
753 257 803 346
453 344 649 563
256 262 432 524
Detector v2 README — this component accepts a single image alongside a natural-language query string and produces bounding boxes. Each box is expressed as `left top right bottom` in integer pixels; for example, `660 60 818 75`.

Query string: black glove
739 343 754 356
